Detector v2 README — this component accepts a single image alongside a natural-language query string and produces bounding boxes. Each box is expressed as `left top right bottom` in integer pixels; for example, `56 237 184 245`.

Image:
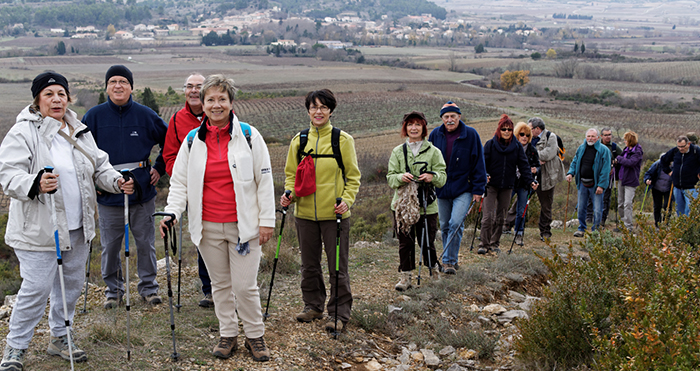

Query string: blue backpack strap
239 121 252 149
186 128 199 150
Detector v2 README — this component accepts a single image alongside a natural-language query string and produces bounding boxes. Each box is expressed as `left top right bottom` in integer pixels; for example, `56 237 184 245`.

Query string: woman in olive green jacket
387 111 446 291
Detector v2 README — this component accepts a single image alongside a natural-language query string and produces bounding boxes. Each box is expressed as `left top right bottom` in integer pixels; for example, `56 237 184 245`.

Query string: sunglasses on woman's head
500 128 513 132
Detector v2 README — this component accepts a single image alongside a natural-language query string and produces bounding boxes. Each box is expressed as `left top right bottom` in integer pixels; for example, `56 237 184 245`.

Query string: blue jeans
674 187 698 216
578 186 603 231
512 187 529 235
438 192 473 265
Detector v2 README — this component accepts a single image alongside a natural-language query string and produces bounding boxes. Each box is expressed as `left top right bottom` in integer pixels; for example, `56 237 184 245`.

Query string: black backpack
297 127 346 181
546 131 566 161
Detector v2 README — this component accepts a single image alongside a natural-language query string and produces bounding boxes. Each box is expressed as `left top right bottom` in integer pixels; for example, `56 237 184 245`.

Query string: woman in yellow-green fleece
280 89 361 333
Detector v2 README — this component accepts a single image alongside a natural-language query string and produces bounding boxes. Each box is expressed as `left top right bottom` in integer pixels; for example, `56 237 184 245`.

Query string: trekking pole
153 212 180 361
413 161 435 277
45 166 75 371
175 215 182 313
613 179 619 227
264 190 291 320
120 169 133 361
509 186 535 255
332 198 342 339
564 181 571 232
666 183 674 220
469 198 484 252
79 239 93 314
640 184 650 213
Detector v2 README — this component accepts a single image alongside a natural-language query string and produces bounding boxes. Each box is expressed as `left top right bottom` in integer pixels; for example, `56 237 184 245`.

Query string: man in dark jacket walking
660 135 700 216
428 102 487 274
566 128 612 237
587 127 621 226
83 65 168 309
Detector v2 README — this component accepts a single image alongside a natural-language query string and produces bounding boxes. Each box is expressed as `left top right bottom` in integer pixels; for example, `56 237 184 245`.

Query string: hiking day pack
546 131 566 161
294 127 346 197
186 122 252 150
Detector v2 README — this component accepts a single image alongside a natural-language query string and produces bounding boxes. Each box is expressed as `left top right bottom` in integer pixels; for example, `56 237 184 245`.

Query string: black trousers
394 212 438 272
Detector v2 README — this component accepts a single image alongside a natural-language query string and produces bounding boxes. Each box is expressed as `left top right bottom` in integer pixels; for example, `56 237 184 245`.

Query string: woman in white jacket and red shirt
159 75 275 362
0 72 133 370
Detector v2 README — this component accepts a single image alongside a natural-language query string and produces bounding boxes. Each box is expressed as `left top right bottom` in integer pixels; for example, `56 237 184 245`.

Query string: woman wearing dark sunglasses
504 122 540 245
477 115 538 254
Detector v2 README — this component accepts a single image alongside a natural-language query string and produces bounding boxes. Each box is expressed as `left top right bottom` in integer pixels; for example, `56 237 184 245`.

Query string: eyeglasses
519 132 530 137
500 128 513 132
183 84 203 92
107 79 130 86
308 105 330 113
602 133 612 136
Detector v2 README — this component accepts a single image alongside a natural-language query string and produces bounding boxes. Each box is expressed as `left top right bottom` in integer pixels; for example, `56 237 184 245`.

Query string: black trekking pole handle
283 190 292 212
154 212 177 227
43 166 58 194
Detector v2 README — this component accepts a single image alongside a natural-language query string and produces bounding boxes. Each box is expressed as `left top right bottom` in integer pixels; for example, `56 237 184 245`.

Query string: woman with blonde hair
614 131 643 231
504 122 540 245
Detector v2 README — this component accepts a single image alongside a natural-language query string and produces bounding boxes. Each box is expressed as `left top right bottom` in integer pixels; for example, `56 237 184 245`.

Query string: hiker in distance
159 75 275 362
586 127 621 227
82 65 167 309
477 115 537 255
503 122 540 246
660 135 700 216
0 71 134 371
644 154 674 228
527 117 566 241
428 101 486 274
162 72 214 309
280 89 361 333
567 128 612 237
387 111 446 291
613 131 643 232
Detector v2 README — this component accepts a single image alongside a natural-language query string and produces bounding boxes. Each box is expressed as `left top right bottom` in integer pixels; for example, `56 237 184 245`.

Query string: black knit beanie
105 65 134 89
31 71 69 98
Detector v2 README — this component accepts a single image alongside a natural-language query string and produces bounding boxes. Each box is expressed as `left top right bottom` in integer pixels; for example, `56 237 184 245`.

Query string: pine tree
573 42 579 53
98 92 106 104
581 42 586 54
141 87 159 115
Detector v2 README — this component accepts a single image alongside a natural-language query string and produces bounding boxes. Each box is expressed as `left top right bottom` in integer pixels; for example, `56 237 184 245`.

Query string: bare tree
554 58 579 78
448 51 458 72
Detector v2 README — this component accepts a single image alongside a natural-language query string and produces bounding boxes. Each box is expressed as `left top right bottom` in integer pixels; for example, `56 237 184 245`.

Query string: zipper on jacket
313 126 320 221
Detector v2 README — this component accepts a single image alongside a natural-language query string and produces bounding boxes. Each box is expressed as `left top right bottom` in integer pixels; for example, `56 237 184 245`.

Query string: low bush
515 193 700 370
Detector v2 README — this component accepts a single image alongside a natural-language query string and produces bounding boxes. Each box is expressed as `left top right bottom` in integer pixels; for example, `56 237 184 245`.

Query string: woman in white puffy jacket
0 72 133 370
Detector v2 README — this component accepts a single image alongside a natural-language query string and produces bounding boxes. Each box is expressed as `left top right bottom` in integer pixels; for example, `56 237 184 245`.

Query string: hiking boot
47 334 88 362
198 294 214 308
143 293 162 305
295 308 323 323
573 230 585 238
244 336 270 362
0 345 26 371
212 336 238 359
324 317 345 333
394 271 412 291
103 297 121 310
443 264 456 275
476 246 488 255
612 227 622 233
515 234 524 246
490 247 501 255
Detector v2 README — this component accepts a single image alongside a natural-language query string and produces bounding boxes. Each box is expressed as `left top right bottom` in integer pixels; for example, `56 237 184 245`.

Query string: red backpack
294 150 316 197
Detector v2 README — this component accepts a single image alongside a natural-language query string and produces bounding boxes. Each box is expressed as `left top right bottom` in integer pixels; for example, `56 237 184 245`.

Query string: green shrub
349 195 392 242
516 194 700 370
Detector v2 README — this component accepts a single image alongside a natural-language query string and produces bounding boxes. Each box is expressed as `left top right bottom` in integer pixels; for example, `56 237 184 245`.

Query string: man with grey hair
528 117 565 241
162 72 214 308
660 135 700 216
586 127 621 226
566 128 612 237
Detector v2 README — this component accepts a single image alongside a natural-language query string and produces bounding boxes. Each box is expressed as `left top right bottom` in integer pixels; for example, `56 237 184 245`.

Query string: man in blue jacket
566 128 611 237
428 102 487 274
83 65 168 309
660 135 700 216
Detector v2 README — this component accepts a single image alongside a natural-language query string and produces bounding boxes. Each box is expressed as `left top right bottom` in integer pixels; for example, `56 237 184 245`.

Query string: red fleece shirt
202 122 237 223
